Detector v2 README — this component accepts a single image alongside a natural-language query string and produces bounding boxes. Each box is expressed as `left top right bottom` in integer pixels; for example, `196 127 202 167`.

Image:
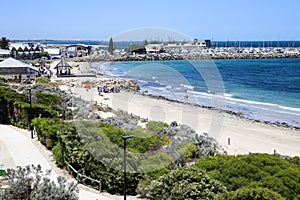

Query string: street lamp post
122 135 133 200
28 88 33 139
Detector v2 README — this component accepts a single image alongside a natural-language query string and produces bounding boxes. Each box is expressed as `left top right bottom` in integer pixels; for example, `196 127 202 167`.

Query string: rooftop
0 49 10 55
0 57 39 71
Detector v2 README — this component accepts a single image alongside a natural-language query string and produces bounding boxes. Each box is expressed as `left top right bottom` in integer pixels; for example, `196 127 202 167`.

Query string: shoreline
55 74 299 131
49 54 300 131
143 93 300 131
96 58 300 129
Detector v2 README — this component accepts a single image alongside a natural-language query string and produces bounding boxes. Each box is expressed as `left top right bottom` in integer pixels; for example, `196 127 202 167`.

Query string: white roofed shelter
0 49 10 61
0 58 39 81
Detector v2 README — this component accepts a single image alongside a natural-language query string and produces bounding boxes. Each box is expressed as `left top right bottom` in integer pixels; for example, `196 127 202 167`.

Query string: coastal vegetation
108 37 115 54
0 165 78 200
1 83 300 199
145 167 226 199
195 154 300 200
215 187 286 200
0 85 58 127
35 76 51 84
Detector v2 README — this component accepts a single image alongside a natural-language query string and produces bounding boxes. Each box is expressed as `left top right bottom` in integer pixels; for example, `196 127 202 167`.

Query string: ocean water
99 58 300 127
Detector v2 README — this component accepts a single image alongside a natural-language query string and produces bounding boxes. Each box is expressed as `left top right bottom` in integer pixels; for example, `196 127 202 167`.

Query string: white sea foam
224 93 234 98
180 84 194 90
225 96 300 113
137 79 149 84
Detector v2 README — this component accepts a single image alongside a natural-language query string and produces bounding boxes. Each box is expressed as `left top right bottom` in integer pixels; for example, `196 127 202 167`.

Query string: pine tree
108 37 114 54
143 39 148 47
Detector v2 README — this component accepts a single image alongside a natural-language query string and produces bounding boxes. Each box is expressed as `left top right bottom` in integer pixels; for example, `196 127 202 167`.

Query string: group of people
97 85 120 96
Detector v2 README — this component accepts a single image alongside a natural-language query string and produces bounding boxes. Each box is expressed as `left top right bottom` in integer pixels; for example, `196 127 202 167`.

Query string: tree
41 51 50 59
0 165 79 200
108 37 114 54
143 39 148 46
0 37 10 49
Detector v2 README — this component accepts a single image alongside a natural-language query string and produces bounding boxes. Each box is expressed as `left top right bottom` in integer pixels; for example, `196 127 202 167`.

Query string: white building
0 49 10 61
0 58 39 81
145 44 164 53
44 48 61 59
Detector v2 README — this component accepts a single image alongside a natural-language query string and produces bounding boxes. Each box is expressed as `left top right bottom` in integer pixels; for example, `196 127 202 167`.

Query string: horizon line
9 39 300 42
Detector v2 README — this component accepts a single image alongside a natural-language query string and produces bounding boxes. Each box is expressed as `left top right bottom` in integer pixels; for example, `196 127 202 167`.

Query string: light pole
122 135 133 200
28 88 33 139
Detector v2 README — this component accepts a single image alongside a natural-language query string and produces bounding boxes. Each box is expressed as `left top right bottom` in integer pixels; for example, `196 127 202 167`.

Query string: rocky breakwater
66 47 300 62
79 77 141 93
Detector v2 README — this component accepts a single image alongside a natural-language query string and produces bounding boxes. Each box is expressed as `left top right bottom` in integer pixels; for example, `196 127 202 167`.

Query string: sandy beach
66 83 300 157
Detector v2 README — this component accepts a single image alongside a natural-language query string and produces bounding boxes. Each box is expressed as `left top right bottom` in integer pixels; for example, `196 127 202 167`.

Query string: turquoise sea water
102 58 300 127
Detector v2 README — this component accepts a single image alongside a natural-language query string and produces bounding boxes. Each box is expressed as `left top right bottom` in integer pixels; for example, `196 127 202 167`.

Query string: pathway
0 125 114 200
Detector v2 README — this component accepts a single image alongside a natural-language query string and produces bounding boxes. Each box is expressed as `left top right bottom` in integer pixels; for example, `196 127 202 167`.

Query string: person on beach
184 93 189 100
184 93 189 103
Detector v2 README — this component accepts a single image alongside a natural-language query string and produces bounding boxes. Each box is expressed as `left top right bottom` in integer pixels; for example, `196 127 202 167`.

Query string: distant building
163 39 211 54
11 46 42 60
43 48 61 59
205 40 211 48
145 44 164 53
0 58 39 81
0 49 10 61
189 39 211 47
66 44 90 57
10 42 42 60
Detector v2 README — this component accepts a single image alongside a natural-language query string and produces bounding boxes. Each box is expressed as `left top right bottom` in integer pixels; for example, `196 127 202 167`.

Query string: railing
67 163 102 192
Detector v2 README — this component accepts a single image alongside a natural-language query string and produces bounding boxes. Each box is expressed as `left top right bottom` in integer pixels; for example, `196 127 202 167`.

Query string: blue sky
1 0 299 41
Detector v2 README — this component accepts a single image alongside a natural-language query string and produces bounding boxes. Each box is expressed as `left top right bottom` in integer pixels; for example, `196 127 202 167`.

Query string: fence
67 163 102 192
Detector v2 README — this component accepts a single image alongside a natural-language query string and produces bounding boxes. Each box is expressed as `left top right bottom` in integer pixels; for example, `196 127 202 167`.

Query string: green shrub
0 76 7 84
147 167 226 200
216 187 286 200
32 118 64 149
0 86 58 127
35 92 60 108
146 121 167 133
35 77 50 84
195 154 300 200
0 165 78 199
52 143 64 167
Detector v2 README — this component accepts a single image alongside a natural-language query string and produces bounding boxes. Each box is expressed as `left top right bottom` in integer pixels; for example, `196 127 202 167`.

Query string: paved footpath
0 125 115 200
